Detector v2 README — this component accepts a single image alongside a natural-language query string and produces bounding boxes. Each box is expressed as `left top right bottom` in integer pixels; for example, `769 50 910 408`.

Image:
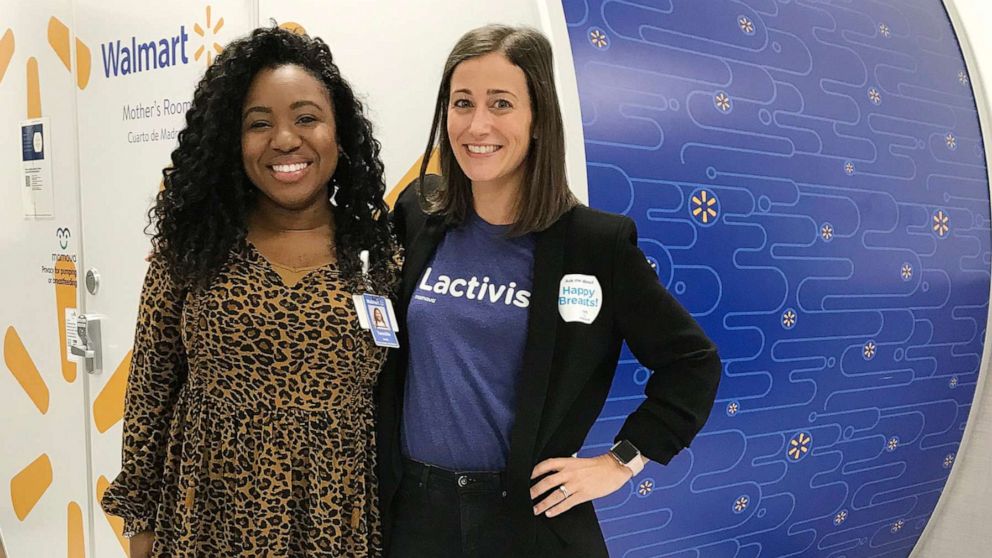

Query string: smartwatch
609 440 644 477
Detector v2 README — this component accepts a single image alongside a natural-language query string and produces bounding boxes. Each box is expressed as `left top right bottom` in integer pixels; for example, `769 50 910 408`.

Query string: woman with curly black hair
101 26 399 557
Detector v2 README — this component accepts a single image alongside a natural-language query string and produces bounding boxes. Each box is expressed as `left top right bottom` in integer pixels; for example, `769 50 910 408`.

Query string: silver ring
558 485 570 499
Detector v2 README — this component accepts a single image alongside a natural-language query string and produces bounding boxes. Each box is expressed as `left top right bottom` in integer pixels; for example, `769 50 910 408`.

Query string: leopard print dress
102 242 394 557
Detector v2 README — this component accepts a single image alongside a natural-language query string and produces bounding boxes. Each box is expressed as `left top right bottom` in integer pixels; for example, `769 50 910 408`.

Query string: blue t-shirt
401 211 536 471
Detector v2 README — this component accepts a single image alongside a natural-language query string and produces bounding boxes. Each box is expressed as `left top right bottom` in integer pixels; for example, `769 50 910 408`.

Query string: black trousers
387 459 513 558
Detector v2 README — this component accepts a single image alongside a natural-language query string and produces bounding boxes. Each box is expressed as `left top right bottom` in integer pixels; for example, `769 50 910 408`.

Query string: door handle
70 314 104 374
69 345 94 359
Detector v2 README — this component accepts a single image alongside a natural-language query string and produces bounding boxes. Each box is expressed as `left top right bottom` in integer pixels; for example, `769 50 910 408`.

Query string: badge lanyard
352 249 400 348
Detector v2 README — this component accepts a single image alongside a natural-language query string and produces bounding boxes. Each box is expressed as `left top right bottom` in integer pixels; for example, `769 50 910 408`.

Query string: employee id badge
352 293 399 348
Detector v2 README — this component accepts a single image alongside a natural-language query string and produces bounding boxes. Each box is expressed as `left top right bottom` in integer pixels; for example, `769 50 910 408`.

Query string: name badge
352 293 400 348
558 274 602 324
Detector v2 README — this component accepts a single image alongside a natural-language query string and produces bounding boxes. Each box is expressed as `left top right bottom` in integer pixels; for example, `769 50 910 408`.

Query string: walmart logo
100 26 189 77
99 5 223 79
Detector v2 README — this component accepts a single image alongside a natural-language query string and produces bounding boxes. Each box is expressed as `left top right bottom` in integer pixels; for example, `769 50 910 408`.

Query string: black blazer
377 178 722 557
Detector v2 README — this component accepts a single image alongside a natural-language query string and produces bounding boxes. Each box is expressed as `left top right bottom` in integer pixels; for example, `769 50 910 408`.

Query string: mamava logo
56 227 71 250
100 4 224 78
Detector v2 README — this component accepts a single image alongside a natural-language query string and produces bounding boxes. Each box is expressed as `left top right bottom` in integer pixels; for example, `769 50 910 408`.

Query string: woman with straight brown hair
377 24 722 557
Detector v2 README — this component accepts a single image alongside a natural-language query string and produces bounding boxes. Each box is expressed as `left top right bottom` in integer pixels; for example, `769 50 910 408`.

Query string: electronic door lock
69 314 104 374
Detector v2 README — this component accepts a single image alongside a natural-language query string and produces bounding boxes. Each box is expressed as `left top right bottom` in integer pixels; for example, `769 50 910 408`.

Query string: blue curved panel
566 1 990 556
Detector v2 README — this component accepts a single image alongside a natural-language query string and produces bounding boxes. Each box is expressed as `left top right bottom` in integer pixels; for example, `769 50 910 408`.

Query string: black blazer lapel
506 209 572 546
400 215 448 310
383 213 448 496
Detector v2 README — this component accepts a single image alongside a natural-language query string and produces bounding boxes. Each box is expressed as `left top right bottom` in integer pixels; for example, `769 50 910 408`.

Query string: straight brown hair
418 24 578 235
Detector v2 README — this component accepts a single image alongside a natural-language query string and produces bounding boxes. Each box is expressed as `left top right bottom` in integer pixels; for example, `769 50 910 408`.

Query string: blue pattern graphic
564 0 990 556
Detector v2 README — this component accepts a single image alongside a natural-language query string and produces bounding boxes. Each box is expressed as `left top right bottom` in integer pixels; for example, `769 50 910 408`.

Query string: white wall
0 2 92 557
913 1 992 556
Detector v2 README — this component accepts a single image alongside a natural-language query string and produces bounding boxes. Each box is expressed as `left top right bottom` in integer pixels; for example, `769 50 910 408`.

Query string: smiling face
446 52 533 193
241 64 339 212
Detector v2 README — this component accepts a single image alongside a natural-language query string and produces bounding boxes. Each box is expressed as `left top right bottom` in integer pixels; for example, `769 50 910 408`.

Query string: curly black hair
150 26 398 292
